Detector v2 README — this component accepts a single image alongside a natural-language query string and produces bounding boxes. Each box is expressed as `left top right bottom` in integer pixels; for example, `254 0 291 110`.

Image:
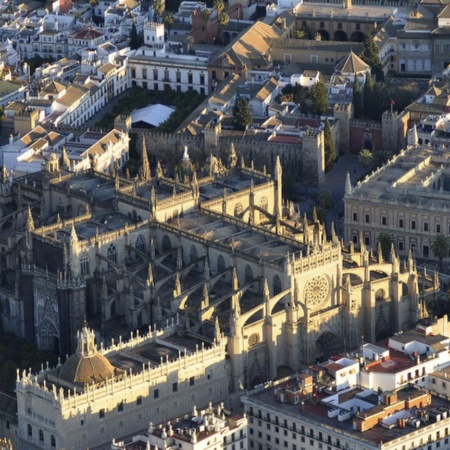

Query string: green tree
232 98 253 130
310 81 329 115
163 12 175 34
353 75 363 119
363 72 375 119
217 10 229 29
377 233 396 261
130 22 140 49
431 234 450 271
324 119 336 172
213 0 224 14
358 148 373 168
317 188 333 210
372 150 389 168
295 30 307 39
360 35 384 81
154 0 165 19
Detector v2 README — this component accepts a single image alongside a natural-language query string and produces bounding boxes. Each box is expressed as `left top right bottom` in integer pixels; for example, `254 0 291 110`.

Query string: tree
353 75 363 119
130 22 140 50
358 149 372 168
310 81 329 115
295 30 307 39
360 35 384 81
154 0 165 20
232 98 253 130
217 10 229 29
324 119 336 173
163 12 174 35
377 233 396 261
372 150 389 168
363 72 375 119
213 0 224 14
431 234 450 272
317 188 333 210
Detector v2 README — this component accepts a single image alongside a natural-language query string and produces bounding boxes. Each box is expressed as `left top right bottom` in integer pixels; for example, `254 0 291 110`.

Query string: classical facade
344 143 450 262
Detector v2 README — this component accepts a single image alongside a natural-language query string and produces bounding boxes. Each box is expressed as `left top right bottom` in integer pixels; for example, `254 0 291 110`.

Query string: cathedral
0 138 427 448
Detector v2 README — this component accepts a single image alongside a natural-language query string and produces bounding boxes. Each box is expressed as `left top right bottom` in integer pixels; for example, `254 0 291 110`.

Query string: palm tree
163 12 174 36
431 234 450 271
377 233 396 261
154 0 165 21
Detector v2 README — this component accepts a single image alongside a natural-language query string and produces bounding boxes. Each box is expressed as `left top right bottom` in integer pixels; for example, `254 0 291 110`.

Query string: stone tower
302 129 325 186
333 103 353 153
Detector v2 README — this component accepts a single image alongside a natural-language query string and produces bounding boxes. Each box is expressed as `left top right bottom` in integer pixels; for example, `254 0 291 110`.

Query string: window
153 69 158 80
154 389 159 399
365 214 370 223
399 218 404 228
200 74 205 85
382 216 387 225
142 68 147 79
424 222 429 231
217 255 225 273
245 265 253 284
273 275 282 295
190 376 195 386
99 409 105 418
437 224 441 233
399 241 404 251
135 235 146 253
51 435 56 447
137 395 142 405
80 254 90 276
39 429 44 442
234 203 243 218
118 401 124 412
423 245 429 257
411 220 416 230
172 382 178 392
107 243 117 264
188 73 193 84
353 212 358 221
176 71 181 83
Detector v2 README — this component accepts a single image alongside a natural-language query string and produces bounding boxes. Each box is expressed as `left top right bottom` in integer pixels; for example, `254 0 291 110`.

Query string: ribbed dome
59 326 117 386
59 352 116 385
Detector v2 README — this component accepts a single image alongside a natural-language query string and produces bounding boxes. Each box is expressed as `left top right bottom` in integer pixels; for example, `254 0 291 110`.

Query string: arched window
39 429 44 442
107 244 117 264
273 275 282 295
190 245 198 264
27 424 32 437
234 203 243 218
245 265 253 284
135 234 146 253
51 435 56 447
80 254 89 276
162 235 171 252
217 255 225 273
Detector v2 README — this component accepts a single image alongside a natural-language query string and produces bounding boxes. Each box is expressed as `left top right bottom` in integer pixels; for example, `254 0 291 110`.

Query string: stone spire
150 238 156 260
204 258 210 281
345 172 352 195
262 278 270 302
214 316 221 343
147 263 154 287
176 247 183 270
412 123 419 146
274 155 282 181
155 296 162 322
174 272 182 297
232 267 239 291
76 325 97 357
70 222 78 246
60 146 70 169
156 160 163 178
377 241 383 263
129 286 135 309
139 136 151 181
26 206 34 232
201 283 209 309
1 165 8 183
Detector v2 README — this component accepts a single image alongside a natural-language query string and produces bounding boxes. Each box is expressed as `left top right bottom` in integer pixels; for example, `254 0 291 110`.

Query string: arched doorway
334 30 348 42
316 332 344 362
351 31 365 42
317 29 330 40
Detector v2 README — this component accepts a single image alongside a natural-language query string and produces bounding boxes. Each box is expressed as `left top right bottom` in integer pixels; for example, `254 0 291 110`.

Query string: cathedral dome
59 326 117 386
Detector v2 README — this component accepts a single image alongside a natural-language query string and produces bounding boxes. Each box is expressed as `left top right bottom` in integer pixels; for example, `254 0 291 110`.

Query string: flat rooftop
246 382 450 446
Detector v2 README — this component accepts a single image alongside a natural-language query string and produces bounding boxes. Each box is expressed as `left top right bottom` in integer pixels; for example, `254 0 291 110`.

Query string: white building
110 405 247 450
129 47 209 95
